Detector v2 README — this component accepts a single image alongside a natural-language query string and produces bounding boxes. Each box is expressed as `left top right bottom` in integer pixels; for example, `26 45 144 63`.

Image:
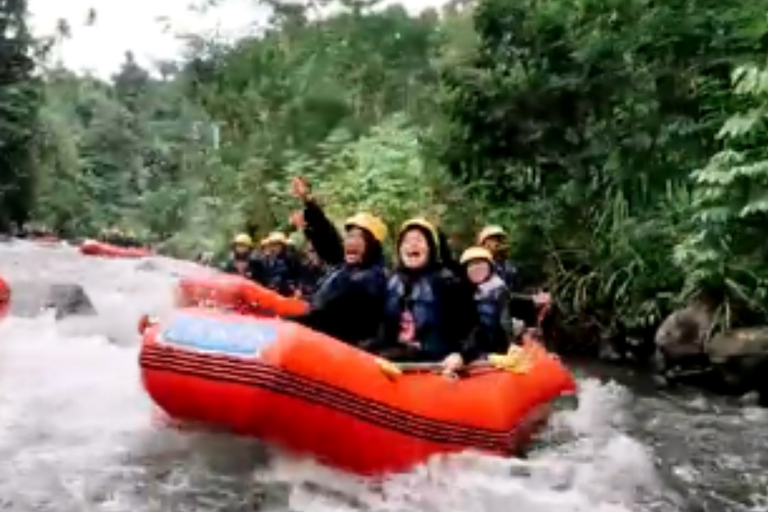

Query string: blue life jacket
261 254 294 295
385 271 448 359
474 274 512 353
475 275 507 329
494 260 519 290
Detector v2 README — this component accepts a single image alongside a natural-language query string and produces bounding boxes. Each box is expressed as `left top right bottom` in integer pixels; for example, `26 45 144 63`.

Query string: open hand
533 291 551 307
291 176 310 200
289 210 305 229
441 352 464 376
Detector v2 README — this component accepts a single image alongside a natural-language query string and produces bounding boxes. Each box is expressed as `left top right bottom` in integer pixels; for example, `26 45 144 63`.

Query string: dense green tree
438 0 768 335
0 0 41 231
4 0 768 342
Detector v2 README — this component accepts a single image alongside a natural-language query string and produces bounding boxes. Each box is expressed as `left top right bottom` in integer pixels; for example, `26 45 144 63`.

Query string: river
0 240 765 512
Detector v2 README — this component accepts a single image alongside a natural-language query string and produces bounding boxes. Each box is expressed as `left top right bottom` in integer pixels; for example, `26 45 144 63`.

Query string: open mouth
345 248 362 260
405 249 422 258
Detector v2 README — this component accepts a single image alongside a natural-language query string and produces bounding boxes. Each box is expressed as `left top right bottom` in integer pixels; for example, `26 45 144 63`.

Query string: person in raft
221 233 256 278
288 212 329 299
284 176 388 345
255 231 301 297
362 218 480 374
477 225 520 290
462 242 551 332
296 241 329 300
460 246 515 354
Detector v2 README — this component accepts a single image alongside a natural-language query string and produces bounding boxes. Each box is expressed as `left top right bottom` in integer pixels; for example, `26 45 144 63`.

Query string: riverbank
542 297 768 407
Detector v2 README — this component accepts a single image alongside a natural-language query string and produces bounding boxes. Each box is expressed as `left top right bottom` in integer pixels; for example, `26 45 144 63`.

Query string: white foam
0 243 671 512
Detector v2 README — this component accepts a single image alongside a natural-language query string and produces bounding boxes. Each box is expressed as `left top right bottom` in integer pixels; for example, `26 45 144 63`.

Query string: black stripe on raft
142 343 513 438
141 350 507 449
142 345 507 441
139 344 533 452
142 343 516 438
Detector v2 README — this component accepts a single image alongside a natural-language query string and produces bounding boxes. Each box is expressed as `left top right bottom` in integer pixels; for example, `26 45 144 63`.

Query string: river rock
8 281 96 320
652 301 717 385
707 327 768 402
656 302 715 359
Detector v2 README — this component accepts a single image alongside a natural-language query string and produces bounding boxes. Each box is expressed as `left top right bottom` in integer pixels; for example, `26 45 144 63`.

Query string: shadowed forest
3 0 768 362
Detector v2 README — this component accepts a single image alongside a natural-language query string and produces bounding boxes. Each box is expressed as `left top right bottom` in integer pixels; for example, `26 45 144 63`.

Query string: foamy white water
1 240 763 512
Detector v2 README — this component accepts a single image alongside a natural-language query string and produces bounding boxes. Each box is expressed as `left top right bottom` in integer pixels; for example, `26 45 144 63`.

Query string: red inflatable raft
0 275 9 319
80 239 151 259
139 308 577 475
32 235 61 246
175 273 308 317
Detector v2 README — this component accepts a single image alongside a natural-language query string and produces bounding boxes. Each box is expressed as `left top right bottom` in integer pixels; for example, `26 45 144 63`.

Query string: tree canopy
4 0 768 340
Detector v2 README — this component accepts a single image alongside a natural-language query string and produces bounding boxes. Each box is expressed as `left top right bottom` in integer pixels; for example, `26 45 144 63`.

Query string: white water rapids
1 240 765 512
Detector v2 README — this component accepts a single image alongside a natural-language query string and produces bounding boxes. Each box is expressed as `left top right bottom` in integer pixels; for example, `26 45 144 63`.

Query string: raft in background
31 235 62 248
0 275 9 319
175 273 307 317
139 307 577 475
79 239 151 259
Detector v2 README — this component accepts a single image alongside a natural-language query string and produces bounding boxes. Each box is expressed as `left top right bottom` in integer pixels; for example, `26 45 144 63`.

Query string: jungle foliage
4 0 768 342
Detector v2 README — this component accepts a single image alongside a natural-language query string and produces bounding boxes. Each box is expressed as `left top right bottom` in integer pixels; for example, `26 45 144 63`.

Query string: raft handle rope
145 289 548 370
376 344 533 379
377 290 552 379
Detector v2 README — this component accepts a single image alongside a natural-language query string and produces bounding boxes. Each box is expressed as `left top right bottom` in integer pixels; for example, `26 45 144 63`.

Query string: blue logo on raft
161 314 278 356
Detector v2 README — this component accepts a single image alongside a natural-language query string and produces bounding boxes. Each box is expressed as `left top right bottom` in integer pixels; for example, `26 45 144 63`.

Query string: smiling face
262 242 284 257
233 243 251 256
466 259 492 284
481 235 505 254
399 228 430 269
343 227 368 264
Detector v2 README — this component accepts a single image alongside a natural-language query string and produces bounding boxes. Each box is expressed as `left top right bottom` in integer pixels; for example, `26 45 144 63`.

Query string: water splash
0 241 761 512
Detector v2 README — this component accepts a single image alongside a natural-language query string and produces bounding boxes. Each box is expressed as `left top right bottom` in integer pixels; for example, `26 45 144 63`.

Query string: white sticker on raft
161 315 277 356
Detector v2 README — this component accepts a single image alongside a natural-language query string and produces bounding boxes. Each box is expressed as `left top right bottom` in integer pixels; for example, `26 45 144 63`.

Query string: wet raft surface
0 240 766 512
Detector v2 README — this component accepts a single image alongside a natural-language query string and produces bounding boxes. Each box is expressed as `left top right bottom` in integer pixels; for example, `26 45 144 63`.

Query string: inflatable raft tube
175 273 308 317
80 239 151 259
0 275 9 319
32 235 62 247
139 308 577 475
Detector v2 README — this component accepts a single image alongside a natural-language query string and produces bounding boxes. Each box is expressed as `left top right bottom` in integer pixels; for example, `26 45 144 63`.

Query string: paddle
376 344 534 379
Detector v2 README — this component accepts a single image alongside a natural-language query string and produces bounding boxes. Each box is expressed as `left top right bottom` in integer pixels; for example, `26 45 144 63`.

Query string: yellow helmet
232 233 253 247
345 212 388 243
261 231 288 246
460 246 493 265
399 218 440 256
477 225 506 245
